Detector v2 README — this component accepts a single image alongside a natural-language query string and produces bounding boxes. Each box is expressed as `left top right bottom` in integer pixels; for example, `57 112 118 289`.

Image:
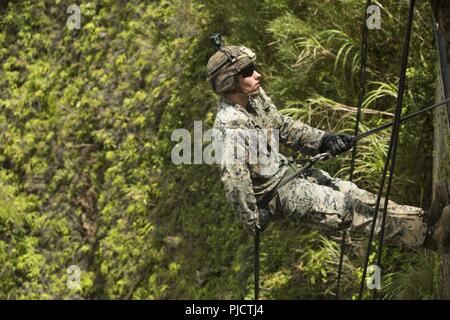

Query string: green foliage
0 0 442 299
381 249 438 300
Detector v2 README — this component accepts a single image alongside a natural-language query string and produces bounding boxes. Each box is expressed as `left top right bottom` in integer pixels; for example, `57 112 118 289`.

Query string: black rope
372 0 416 299
254 229 260 300
349 2 371 181
353 98 450 142
432 9 450 131
336 0 371 299
358 0 416 300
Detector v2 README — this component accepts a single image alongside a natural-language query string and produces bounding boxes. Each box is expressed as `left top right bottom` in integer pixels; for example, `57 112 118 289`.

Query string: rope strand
254 229 260 300
372 0 416 299
336 0 371 299
358 0 416 299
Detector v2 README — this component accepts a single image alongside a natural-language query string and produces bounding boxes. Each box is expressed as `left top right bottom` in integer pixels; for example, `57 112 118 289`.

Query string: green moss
0 0 444 299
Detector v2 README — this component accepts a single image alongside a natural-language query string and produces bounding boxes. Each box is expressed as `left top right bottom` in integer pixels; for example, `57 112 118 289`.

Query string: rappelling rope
358 0 416 300
336 0 372 299
254 229 260 300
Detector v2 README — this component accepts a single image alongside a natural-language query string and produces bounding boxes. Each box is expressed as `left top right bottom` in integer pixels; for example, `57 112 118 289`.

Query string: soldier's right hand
319 132 354 155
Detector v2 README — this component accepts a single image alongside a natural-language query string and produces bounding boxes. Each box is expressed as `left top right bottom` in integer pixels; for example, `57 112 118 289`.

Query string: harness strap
256 153 330 209
256 164 297 208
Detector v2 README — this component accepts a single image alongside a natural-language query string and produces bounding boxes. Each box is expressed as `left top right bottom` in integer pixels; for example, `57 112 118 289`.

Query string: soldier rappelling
207 33 450 252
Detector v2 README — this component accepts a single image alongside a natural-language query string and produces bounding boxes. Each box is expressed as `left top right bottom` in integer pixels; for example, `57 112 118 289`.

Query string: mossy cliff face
0 0 444 299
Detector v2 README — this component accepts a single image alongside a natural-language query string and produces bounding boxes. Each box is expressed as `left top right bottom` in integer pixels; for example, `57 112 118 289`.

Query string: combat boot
424 182 449 227
423 205 450 253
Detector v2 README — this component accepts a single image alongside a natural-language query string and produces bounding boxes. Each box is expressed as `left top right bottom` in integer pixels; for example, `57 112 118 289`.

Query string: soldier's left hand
256 208 271 231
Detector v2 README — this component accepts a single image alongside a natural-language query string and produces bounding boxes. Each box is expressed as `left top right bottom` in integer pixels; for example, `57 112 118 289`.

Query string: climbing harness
256 153 331 210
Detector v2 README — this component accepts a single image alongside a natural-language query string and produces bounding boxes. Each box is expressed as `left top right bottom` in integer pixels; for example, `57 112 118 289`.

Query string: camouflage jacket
213 88 326 232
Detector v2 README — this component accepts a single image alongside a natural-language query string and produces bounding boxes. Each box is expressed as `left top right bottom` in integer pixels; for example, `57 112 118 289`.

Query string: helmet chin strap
242 89 260 96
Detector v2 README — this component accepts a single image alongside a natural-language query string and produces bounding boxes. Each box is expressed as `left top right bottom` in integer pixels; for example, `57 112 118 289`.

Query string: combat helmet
206 33 256 94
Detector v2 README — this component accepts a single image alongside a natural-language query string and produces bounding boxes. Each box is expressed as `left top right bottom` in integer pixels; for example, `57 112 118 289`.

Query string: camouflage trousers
269 165 428 248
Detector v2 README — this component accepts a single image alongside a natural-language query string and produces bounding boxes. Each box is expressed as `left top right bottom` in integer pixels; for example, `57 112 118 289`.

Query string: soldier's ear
211 79 217 92
235 74 243 90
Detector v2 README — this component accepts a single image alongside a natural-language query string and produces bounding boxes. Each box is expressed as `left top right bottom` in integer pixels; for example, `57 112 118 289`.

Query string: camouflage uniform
214 87 428 248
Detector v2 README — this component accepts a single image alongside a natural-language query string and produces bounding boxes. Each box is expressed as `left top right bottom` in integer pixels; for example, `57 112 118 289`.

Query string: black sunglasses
239 64 255 78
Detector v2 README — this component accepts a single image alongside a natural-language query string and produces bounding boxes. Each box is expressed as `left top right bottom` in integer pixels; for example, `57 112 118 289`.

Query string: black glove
319 133 354 155
256 208 271 231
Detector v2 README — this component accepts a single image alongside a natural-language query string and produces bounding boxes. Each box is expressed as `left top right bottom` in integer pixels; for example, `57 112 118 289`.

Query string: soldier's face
238 65 261 94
